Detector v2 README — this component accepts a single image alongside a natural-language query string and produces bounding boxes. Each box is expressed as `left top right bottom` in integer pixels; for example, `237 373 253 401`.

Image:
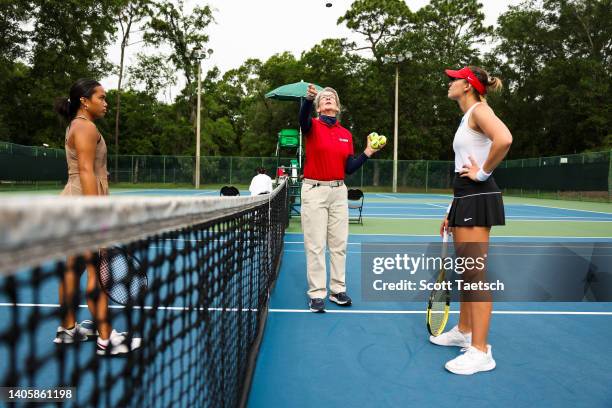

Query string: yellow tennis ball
377 135 387 147
368 132 380 148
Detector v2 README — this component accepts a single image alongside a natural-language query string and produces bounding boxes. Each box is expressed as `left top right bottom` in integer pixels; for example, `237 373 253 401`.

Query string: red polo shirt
303 118 354 181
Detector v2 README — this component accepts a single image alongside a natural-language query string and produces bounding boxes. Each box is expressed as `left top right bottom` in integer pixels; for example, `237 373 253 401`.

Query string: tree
143 1 214 118
112 0 152 181
0 0 34 140
413 0 491 65
127 53 177 98
3 0 116 147
338 0 411 63
0 0 33 63
490 0 611 156
1 0 608 163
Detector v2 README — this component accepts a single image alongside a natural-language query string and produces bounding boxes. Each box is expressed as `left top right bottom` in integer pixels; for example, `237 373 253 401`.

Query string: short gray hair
314 87 342 116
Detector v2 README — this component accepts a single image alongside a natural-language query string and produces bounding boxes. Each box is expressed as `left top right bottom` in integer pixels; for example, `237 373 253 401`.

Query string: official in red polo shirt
299 84 384 313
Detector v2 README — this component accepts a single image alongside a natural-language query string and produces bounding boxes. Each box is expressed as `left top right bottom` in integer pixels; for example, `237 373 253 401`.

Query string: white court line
504 215 612 220
1 303 610 316
282 249 612 256
268 309 612 316
357 207 442 210
375 194 399 199
284 232 612 239
284 241 612 249
138 233 612 246
355 216 612 222
285 241 361 245
426 203 448 209
0 303 257 312
360 214 612 220
520 204 612 215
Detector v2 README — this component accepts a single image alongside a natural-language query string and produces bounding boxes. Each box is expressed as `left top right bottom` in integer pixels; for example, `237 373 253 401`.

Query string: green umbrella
266 81 323 170
265 80 323 101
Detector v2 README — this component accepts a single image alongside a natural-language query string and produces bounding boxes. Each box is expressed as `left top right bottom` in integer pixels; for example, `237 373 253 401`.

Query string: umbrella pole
299 97 303 169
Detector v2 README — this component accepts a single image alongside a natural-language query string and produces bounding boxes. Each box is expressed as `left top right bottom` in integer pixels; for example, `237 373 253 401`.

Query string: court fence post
425 160 429 193
608 150 611 203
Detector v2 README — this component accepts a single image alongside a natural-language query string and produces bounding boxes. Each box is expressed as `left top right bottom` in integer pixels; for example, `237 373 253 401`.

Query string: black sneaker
308 298 325 313
329 292 352 306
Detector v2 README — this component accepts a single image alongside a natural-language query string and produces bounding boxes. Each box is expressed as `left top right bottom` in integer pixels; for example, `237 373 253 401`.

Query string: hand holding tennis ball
367 132 387 150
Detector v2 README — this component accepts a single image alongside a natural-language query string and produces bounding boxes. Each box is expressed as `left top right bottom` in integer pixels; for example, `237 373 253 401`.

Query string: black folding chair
220 186 240 196
347 188 364 224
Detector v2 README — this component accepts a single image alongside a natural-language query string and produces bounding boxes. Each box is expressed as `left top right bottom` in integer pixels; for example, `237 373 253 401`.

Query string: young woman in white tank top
430 66 513 375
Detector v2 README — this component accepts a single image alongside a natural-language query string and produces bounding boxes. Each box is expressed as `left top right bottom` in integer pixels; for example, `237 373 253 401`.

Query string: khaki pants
301 183 348 299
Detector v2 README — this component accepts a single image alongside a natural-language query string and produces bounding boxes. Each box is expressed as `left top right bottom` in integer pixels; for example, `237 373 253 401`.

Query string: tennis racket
426 229 450 336
97 246 147 305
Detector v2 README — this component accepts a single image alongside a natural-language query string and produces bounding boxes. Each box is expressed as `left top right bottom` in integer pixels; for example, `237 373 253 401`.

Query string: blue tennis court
246 192 612 407
1 189 610 407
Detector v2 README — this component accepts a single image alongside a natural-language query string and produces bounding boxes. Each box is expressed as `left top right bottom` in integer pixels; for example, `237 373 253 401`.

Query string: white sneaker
445 345 496 375
96 330 142 356
53 320 97 344
429 325 471 347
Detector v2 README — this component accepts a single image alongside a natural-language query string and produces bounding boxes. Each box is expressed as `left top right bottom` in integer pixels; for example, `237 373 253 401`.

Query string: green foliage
0 0 610 160
338 0 411 61
488 0 611 156
127 53 177 97
0 0 33 63
98 89 194 156
0 0 117 147
143 0 214 88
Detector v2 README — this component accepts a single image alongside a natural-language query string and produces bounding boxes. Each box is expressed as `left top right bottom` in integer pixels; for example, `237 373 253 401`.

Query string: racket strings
428 292 448 334
98 247 147 305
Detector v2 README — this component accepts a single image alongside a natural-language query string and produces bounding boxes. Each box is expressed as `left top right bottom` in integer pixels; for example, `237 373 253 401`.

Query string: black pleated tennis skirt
447 174 505 227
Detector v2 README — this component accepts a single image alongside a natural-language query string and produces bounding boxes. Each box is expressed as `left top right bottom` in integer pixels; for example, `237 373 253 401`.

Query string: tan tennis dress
61 116 109 196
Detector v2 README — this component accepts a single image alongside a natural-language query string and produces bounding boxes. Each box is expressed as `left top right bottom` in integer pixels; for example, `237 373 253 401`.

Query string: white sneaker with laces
96 330 142 356
429 325 471 347
445 345 496 375
53 320 97 344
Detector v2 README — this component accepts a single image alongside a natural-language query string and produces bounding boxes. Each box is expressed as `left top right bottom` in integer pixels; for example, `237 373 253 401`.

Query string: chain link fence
1 141 610 201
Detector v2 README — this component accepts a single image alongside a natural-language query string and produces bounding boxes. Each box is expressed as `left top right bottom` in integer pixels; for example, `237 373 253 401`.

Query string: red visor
445 67 486 95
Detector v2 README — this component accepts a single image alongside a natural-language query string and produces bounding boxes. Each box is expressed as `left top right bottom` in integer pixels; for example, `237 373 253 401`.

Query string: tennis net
0 179 288 407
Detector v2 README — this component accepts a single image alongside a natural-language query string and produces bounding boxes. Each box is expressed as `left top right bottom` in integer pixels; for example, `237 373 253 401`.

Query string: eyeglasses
319 93 336 100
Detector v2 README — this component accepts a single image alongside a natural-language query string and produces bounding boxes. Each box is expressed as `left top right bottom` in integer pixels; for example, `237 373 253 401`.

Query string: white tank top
452 102 491 173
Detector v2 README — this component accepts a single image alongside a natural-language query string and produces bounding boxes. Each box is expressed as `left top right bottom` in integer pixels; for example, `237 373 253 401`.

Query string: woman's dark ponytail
53 97 74 121
54 78 101 121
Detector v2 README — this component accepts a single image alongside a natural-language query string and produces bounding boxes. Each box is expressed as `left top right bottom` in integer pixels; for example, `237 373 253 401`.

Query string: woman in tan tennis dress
53 79 140 355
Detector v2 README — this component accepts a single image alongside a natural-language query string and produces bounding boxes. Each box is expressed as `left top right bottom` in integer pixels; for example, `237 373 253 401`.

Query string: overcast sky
100 0 522 97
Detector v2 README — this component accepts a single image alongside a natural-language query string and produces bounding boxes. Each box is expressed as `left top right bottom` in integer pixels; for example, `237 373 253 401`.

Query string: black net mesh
0 180 288 407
